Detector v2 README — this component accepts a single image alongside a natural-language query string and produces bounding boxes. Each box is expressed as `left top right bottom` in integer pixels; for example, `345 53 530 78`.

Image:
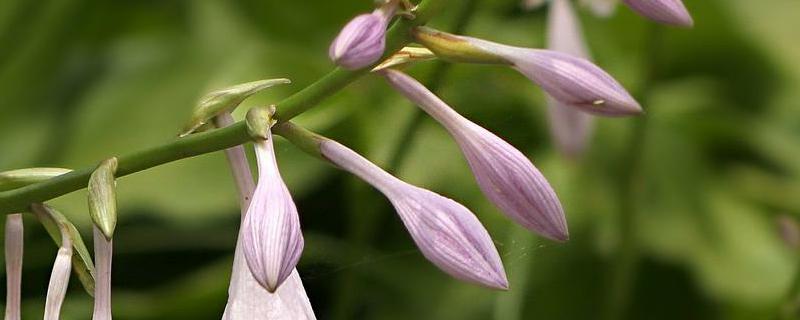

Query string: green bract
0 168 71 192
88 158 119 240
181 78 291 136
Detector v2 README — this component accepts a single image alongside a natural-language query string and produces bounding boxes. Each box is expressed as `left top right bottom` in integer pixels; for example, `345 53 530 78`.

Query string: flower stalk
4 213 24 320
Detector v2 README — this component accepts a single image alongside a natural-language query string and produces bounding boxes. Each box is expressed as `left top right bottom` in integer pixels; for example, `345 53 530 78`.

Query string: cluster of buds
2 0 697 318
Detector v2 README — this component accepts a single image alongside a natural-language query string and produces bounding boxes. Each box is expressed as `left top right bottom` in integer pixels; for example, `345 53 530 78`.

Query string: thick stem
0 0 447 215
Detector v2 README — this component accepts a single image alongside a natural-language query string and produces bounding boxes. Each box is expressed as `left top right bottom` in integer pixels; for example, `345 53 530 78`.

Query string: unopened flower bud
242 131 304 293
383 69 568 241
412 27 642 116
547 0 595 158
622 0 693 27
320 139 508 289
88 158 118 240
0 167 71 192
329 3 397 70
181 79 291 136
5 213 23 320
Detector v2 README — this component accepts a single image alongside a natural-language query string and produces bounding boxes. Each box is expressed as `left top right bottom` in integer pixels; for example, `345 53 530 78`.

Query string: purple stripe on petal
329 7 393 70
320 140 508 289
92 227 113 320
44 227 72 320
382 70 569 241
622 0 693 27
243 134 304 293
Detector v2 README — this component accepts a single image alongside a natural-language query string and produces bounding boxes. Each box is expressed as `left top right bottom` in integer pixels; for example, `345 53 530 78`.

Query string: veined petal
44 228 73 320
329 4 395 70
412 27 641 116
547 0 596 158
622 0 693 27
242 136 304 293
5 213 23 320
216 112 316 320
320 140 508 289
382 70 568 241
92 227 113 320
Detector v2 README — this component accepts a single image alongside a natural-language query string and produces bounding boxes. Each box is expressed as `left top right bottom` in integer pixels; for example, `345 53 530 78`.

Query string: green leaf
88 158 118 239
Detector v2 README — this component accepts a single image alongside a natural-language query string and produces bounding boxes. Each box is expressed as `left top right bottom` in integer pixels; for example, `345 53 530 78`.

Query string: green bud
30 203 96 296
246 105 276 141
0 168 72 192
181 78 291 137
411 27 509 64
88 158 118 240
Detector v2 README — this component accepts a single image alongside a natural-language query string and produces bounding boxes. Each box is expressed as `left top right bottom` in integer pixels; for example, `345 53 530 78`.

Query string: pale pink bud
329 5 394 70
216 112 316 320
242 134 304 293
44 227 72 320
382 70 568 241
413 27 642 116
5 214 23 320
474 40 642 116
320 139 508 289
547 0 595 158
622 0 693 27
92 227 113 320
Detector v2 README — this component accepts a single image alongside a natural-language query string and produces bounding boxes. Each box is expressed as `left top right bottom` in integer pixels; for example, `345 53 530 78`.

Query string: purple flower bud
547 0 595 158
329 6 394 70
483 44 642 116
242 134 304 293
5 214 23 320
320 140 508 289
622 0 693 27
382 70 568 242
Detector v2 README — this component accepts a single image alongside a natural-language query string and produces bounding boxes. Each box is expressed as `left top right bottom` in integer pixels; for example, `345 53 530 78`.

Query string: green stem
0 0 447 215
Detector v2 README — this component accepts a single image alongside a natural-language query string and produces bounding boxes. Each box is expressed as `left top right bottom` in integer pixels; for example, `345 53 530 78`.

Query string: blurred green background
2 0 800 319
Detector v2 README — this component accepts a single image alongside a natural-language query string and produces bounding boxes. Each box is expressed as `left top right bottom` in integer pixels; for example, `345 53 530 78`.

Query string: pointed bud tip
329 12 388 70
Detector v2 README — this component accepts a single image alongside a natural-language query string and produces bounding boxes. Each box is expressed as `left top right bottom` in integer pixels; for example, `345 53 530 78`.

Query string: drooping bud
242 130 304 293
215 114 316 319
181 78 291 136
5 213 23 320
622 0 693 27
0 167 71 192
88 158 118 240
412 27 642 116
43 219 73 320
329 2 397 70
92 227 113 320
546 0 595 158
320 139 508 289
382 69 568 241
31 203 96 296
